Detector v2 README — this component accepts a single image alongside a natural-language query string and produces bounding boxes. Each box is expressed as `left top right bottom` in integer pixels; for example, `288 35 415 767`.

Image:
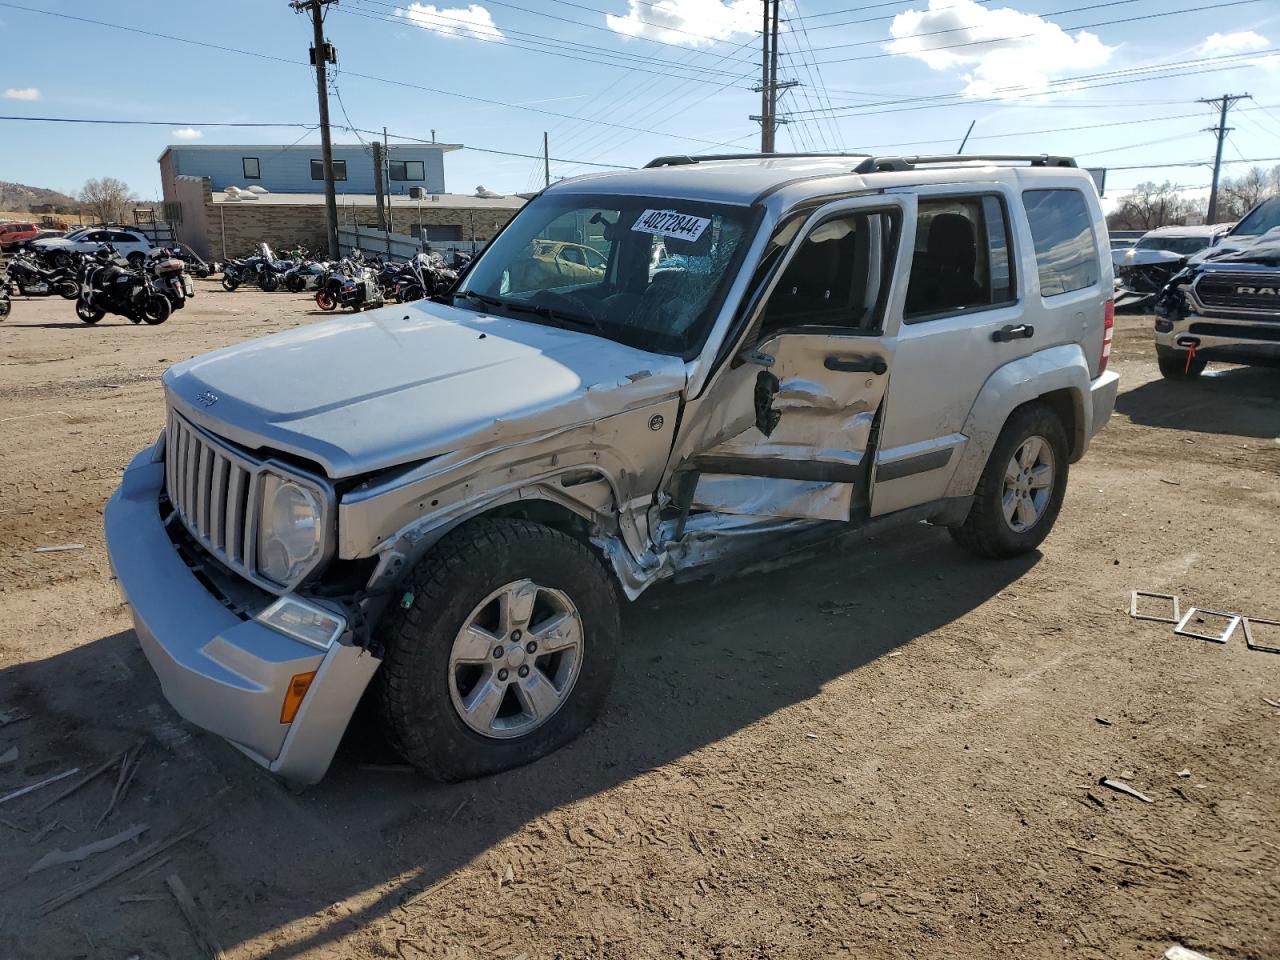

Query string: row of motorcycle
1 244 198 324
219 243 464 311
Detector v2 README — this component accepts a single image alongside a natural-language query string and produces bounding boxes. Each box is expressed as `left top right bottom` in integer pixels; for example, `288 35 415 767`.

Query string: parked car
105 152 1119 785
0 221 40 251
503 239 607 293
1113 224 1232 311
32 227 157 268
1153 196 1280 379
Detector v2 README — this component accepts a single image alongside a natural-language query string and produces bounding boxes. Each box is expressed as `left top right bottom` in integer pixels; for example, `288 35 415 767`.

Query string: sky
0 0 1276 209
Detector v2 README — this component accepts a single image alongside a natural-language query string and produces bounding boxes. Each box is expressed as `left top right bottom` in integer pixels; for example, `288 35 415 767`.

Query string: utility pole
371 141 387 232
383 126 394 239
543 132 551 188
1199 92 1250 223
750 0 796 153
291 0 340 259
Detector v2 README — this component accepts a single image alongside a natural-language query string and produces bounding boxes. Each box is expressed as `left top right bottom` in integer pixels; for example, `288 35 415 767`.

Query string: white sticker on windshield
632 209 711 243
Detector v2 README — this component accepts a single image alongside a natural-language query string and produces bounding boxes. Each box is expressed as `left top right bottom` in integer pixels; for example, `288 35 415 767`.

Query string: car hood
32 237 74 248
1189 228 1280 266
164 300 687 478
1119 248 1189 267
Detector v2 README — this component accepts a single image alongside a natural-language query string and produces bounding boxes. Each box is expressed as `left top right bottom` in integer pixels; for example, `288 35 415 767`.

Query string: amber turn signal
280 671 317 724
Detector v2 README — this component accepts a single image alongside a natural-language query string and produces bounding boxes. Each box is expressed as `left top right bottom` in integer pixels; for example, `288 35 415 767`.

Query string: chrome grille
165 410 259 580
1193 271 1280 316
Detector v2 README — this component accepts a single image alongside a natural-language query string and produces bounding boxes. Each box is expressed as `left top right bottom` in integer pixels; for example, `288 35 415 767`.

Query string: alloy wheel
1002 435 1055 533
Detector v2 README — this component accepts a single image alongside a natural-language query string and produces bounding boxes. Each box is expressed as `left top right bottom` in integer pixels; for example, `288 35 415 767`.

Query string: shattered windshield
455 192 756 358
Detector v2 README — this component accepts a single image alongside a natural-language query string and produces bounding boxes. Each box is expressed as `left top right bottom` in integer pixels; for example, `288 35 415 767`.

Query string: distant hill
0 181 78 213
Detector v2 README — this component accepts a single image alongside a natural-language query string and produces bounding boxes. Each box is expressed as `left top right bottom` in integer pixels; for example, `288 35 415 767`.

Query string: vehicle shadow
1116 364 1280 439
0 523 1034 958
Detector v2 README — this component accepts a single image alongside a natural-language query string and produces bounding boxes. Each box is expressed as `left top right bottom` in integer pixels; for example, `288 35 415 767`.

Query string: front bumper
105 445 380 784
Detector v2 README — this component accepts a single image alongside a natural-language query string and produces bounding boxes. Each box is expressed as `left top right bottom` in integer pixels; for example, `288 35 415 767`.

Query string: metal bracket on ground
1243 617 1280 654
1174 607 1241 644
1130 590 1181 623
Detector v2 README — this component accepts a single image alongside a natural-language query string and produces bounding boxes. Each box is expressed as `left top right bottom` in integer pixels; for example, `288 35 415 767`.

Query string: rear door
665 195 912 522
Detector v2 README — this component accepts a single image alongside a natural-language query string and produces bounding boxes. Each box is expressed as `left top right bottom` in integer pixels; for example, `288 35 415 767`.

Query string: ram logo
1236 286 1279 296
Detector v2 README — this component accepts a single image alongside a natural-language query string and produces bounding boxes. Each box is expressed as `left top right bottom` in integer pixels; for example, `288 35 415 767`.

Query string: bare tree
78 177 136 225
1215 165 1280 222
1106 181 1200 231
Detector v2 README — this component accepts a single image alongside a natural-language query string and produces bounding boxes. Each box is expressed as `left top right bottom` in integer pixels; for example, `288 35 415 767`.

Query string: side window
759 210 898 338
310 159 347 181
1021 188 1099 296
559 246 585 266
242 157 261 179
905 195 1014 321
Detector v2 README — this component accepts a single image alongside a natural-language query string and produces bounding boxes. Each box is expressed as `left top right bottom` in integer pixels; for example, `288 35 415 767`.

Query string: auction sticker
632 209 711 242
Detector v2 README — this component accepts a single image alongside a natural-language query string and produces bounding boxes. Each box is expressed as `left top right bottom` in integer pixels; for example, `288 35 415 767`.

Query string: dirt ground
0 282 1277 960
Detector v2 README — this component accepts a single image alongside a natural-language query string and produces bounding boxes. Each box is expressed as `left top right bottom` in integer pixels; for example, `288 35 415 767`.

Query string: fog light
256 597 345 650
1155 318 1173 333
280 671 317 724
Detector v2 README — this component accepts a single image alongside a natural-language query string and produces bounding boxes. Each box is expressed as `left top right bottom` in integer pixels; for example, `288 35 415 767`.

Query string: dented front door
666 195 911 522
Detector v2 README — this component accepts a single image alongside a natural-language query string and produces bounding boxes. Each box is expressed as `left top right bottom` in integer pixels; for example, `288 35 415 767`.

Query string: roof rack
852 154 1077 174
645 152 871 169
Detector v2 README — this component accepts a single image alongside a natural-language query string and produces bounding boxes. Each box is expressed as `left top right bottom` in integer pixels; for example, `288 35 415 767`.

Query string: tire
949 401 1070 559
127 252 145 269
53 252 72 270
221 275 239 292
0 299 10 320
76 301 104 324
400 284 424 303
377 518 621 781
315 291 337 311
1157 347 1206 380
142 296 172 325
57 280 79 300
286 275 305 293
259 273 279 293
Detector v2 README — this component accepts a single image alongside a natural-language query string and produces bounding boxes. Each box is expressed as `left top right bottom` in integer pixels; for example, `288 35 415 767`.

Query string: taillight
1100 299 1114 375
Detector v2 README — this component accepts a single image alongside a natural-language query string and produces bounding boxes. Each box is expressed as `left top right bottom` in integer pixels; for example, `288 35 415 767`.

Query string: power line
0 115 636 169
0 1 745 149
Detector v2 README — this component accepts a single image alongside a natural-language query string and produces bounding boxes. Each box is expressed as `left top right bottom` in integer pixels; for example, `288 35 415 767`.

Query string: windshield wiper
453 290 506 310
456 290 607 338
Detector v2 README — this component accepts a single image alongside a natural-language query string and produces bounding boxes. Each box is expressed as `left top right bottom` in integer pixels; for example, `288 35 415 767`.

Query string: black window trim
242 156 261 180
755 204 905 343
310 158 347 182
1021 186 1100 300
903 191 1020 326
389 159 426 182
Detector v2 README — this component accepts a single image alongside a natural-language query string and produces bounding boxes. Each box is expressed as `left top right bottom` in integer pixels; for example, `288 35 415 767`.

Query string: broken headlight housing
257 472 326 587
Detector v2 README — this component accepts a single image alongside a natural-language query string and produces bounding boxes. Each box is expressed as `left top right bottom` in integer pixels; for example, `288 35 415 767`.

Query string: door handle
824 355 887 375
991 323 1034 343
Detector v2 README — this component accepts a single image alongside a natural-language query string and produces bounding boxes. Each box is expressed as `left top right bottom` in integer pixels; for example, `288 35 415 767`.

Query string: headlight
257 473 324 586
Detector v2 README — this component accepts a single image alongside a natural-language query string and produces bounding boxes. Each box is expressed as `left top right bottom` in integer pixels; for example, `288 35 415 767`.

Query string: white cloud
4 87 41 101
885 0 1115 97
606 0 757 47
172 127 203 140
1197 30 1268 56
394 3 502 41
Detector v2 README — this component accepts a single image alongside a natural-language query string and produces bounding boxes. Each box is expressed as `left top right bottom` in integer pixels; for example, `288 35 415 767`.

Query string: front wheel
142 296 171 325
315 290 337 311
259 273 279 293
1157 347 1206 380
76 301 104 324
949 402 1069 559
221 274 240 292
285 275 305 292
377 518 621 781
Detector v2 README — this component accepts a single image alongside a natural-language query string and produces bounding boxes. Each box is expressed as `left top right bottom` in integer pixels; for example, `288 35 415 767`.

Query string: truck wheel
377 518 621 781
1157 348 1206 380
949 402 1069 559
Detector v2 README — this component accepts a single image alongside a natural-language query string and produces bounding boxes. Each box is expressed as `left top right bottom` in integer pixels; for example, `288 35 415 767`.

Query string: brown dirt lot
0 284 1277 960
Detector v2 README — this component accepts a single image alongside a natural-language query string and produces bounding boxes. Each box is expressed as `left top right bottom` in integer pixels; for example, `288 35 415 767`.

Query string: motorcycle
336 265 385 311
0 283 10 320
393 253 457 303
283 256 329 292
76 246 172 325
3 253 79 299
148 252 194 313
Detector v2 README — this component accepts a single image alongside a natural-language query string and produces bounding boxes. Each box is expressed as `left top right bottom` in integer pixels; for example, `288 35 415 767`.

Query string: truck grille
1193 271 1280 314
165 410 260 580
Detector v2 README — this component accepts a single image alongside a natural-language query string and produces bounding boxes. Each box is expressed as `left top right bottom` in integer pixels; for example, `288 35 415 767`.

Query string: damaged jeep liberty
105 153 1120 784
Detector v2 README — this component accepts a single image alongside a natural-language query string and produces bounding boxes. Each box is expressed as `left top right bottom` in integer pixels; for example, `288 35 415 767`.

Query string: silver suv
105 153 1120 784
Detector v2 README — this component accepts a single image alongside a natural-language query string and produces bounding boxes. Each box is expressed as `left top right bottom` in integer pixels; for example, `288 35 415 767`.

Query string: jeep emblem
195 391 219 408
648 414 664 431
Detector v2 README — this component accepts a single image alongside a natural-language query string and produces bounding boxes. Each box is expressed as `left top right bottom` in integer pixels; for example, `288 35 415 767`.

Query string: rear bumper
1088 370 1120 440
105 445 379 784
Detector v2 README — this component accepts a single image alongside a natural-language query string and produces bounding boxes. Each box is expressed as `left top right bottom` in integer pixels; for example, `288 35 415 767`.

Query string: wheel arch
944 344 1092 499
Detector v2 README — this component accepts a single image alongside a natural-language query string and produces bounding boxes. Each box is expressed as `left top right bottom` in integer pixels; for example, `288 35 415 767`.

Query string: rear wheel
315 290 337 311
949 402 1069 559
0 298 10 319
221 274 239 292
53 251 72 270
57 280 79 300
76 301 104 324
1157 347 1206 380
286 274 305 292
259 273 279 293
142 296 171 325
127 252 145 269
378 518 621 781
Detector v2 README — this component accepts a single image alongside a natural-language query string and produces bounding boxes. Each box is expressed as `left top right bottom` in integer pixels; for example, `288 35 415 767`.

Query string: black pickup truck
1154 197 1280 379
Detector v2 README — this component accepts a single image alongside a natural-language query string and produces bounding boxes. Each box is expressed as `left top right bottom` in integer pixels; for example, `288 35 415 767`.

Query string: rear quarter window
1022 188 1099 297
